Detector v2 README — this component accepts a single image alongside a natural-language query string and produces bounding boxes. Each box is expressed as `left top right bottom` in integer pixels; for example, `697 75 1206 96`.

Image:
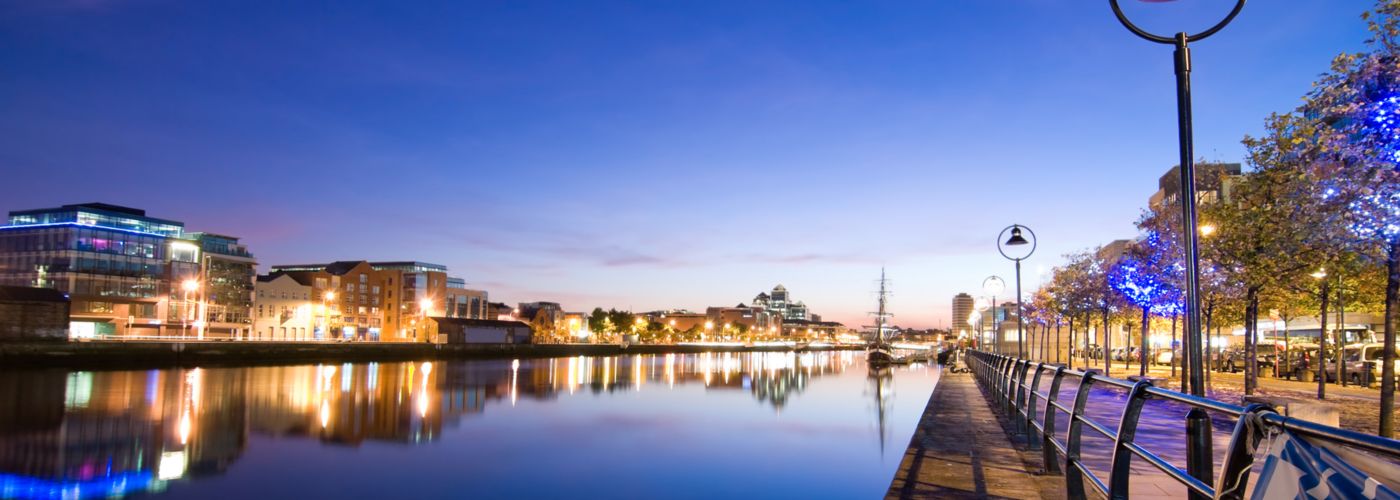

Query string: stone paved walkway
886 370 1064 499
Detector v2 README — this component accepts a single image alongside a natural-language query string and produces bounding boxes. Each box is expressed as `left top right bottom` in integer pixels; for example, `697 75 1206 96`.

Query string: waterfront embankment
0 341 862 369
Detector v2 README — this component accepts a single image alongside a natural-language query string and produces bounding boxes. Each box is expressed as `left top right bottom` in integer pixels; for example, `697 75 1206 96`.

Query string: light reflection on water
0 351 938 499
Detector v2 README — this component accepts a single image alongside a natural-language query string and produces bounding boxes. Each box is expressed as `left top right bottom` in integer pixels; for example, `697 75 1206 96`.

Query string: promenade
888 364 1249 499
886 369 1064 499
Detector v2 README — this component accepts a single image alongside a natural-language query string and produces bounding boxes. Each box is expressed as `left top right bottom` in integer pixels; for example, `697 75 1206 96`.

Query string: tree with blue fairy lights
1265 0 1400 436
1110 230 1181 378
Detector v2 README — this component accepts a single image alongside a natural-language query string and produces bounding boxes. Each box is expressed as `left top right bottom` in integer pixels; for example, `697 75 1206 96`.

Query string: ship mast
870 268 892 347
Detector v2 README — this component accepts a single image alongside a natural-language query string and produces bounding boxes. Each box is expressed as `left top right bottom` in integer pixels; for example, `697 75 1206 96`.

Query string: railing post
1026 363 1045 449
1108 380 1152 499
1215 403 1274 500
1010 360 1025 418
1186 407 1213 500
1000 357 1013 408
1065 371 1096 499
1042 366 1066 474
1015 360 1031 437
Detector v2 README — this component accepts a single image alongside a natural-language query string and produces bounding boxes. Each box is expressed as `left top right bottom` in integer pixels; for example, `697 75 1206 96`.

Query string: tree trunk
1175 314 1184 392
1380 241 1399 438
1140 306 1149 377
1245 287 1259 396
1068 318 1075 369
1204 301 1214 389
1318 280 1329 400
1085 314 1092 370
1103 309 1111 377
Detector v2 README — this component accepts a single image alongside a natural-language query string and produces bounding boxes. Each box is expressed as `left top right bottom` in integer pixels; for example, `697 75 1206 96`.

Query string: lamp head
1005 226 1030 246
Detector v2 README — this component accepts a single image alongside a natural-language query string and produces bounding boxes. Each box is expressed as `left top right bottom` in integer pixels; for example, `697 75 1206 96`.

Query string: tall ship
867 269 895 366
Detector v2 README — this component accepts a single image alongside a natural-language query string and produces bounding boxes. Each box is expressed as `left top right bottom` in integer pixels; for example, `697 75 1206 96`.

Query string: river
0 351 938 499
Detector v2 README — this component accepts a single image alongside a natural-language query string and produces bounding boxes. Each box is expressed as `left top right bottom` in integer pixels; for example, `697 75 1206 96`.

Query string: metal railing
965 349 1400 500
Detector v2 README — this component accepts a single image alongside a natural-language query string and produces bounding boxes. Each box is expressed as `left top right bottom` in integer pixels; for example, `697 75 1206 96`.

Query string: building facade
445 277 489 320
952 293 974 337
752 284 813 321
266 261 481 342
1148 162 1242 211
252 273 315 340
0 285 70 341
0 203 254 339
190 233 256 338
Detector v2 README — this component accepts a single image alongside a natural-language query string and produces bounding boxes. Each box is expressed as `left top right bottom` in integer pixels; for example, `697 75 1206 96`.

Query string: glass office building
0 203 252 338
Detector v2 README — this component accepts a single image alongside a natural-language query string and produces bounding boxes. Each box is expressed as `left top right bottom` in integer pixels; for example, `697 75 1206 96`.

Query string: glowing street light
418 298 434 343
180 279 199 339
320 290 336 341
1313 267 1330 399
1199 224 1217 237
982 276 1005 354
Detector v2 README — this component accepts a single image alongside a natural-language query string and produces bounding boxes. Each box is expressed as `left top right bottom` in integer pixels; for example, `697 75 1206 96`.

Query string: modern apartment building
751 284 812 322
446 277 489 320
190 233 256 338
951 293 974 336
265 261 483 342
1148 162 1242 211
0 203 255 338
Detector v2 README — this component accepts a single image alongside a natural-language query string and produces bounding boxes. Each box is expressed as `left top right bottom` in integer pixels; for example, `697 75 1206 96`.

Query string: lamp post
181 279 198 339
1110 0 1245 400
998 224 1037 359
968 310 983 350
983 276 1005 355
1312 268 1330 400
974 294 993 353
321 290 335 341
419 298 434 343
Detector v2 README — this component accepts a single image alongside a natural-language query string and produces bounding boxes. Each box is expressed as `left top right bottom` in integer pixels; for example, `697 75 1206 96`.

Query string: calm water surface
0 351 938 499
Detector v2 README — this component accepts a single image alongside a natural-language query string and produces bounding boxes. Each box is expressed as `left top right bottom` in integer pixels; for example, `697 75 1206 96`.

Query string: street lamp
321 290 336 341
983 276 1005 354
973 296 991 352
1110 0 1246 400
181 279 199 339
1312 267 1330 400
998 224 1037 359
420 298 433 342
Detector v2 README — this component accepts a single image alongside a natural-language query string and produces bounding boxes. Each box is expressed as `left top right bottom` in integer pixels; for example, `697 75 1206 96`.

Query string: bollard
1185 407 1213 500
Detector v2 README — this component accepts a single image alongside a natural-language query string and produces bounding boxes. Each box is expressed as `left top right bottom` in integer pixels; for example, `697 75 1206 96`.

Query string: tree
1203 154 1323 394
1110 230 1181 377
1282 0 1400 435
588 307 609 338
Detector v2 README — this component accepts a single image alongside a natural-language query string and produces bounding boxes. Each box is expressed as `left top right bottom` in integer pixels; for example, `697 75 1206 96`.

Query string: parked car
1154 349 1175 365
1276 344 1325 381
1344 343 1400 387
1220 345 1278 374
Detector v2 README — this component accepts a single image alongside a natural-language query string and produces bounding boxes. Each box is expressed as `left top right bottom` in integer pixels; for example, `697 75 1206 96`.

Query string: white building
253 273 316 340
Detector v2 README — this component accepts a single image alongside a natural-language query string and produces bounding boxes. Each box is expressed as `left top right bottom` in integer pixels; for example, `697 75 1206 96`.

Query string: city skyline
0 1 1372 328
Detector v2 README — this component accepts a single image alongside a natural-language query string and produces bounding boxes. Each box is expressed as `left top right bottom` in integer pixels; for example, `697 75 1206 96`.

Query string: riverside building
264 261 487 342
0 203 256 339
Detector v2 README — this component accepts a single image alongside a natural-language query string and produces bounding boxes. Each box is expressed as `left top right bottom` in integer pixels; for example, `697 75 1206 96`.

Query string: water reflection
0 351 922 499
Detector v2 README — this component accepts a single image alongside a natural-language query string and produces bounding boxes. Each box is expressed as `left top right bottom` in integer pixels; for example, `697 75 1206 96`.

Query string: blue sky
0 1 1373 327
